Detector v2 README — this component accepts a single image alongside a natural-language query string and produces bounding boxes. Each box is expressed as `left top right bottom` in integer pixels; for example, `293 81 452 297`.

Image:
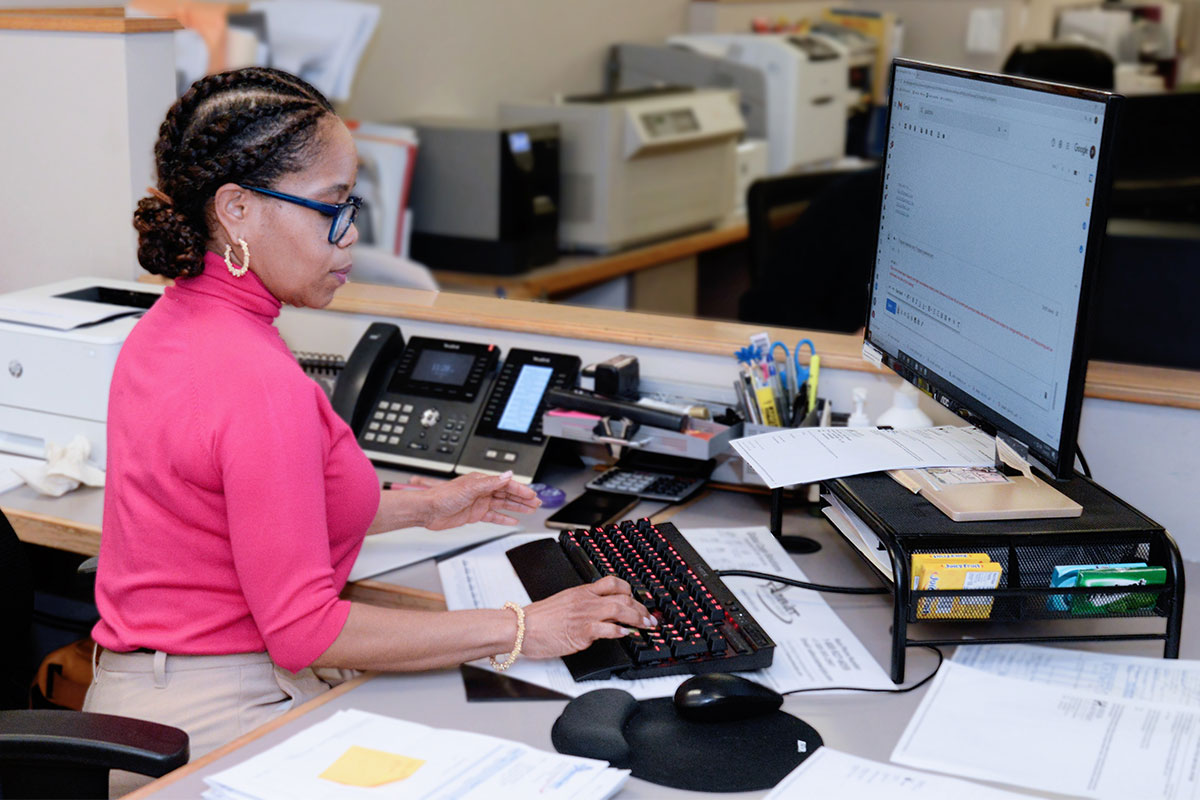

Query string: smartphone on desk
544 490 640 530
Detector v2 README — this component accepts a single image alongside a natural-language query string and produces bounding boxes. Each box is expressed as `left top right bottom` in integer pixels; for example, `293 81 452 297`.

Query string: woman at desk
84 67 651 790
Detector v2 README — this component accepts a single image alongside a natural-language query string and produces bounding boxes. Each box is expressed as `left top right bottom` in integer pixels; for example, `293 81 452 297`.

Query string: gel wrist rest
550 688 638 768
550 688 823 792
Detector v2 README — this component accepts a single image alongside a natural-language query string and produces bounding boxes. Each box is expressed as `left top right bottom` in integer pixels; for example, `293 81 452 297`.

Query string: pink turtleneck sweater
92 252 380 672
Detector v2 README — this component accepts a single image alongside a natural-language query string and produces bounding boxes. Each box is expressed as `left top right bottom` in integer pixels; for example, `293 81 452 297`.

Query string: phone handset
330 322 405 431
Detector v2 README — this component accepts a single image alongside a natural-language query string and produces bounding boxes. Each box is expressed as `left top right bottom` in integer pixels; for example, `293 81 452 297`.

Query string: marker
806 355 820 416
382 481 428 491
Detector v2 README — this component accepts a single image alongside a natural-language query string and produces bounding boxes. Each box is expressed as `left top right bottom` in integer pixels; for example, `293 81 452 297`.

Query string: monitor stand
769 487 821 553
889 467 1083 522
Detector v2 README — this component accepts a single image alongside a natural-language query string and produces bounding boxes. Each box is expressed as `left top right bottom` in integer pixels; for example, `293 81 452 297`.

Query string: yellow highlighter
806 354 820 414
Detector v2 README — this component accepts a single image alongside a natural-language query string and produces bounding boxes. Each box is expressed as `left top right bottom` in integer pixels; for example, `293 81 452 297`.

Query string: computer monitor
864 59 1123 482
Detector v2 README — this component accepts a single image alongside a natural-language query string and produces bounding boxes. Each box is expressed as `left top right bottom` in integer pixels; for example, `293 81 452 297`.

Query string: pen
382 481 429 491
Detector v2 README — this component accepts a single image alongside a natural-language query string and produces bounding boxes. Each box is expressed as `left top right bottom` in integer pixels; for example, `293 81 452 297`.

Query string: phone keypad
361 398 470 462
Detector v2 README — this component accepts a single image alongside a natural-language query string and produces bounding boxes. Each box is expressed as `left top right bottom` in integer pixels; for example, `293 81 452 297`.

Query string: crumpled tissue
13 436 106 497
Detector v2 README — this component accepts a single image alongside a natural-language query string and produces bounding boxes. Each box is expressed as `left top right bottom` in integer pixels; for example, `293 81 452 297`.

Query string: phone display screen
497 364 554 434
410 350 475 386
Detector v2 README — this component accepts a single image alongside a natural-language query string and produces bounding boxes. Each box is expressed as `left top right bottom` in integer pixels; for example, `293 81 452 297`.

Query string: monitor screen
864 60 1122 479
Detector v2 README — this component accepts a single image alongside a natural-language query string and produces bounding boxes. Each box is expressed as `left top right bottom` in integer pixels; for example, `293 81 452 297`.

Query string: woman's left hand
422 471 541 530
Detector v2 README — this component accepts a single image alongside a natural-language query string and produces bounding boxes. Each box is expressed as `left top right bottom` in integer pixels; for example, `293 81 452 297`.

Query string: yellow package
915 560 1003 619
910 553 991 590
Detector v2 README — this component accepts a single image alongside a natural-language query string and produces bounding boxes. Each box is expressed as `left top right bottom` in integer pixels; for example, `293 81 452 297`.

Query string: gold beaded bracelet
489 601 526 672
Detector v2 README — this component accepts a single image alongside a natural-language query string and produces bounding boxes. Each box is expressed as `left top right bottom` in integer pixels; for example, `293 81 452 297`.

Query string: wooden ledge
0 10 181 32
139 275 1200 411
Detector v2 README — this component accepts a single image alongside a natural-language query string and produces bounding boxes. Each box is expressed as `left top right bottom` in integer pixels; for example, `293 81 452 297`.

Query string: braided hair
134 67 336 278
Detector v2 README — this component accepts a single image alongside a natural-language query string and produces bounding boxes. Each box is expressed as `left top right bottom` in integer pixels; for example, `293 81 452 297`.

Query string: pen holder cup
728 404 831 496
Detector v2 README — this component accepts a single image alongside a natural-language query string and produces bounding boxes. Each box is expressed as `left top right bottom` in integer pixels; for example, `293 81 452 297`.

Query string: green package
1071 566 1165 615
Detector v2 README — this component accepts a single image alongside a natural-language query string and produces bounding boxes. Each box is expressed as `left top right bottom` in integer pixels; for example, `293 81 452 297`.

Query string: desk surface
121 480 1197 800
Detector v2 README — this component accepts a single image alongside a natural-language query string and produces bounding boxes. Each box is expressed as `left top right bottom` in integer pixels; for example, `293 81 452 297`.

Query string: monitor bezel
863 58 1124 481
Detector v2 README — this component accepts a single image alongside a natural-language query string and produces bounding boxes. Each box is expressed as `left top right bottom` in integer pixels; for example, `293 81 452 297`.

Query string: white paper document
202 708 627 800
438 527 892 699
766 747 1036 799
893 655 1200 800
821 491 893 581
348 522 518 582
730 424 994 488
953 642 1200 707
0 296 142 330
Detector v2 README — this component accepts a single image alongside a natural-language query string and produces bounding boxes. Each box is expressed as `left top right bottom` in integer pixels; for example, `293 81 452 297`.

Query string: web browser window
869 64 1108 464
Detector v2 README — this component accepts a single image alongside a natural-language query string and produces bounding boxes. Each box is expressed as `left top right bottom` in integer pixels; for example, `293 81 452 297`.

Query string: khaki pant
83 649 333 798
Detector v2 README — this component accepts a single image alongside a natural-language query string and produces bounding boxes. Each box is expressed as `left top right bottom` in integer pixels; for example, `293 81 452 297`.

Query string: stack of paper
893 644 1200 799
731 424 994 488
202 708 627 800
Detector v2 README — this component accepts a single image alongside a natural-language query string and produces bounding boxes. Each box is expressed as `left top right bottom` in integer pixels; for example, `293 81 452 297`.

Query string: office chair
0 510 189 799
737 164 882 333
1002 42 1115 90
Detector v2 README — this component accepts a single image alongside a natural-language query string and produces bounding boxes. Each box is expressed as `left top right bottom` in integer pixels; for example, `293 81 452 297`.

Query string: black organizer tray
825 473 1186 682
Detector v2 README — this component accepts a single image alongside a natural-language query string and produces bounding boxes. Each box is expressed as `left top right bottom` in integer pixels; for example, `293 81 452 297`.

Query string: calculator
586 467 707 503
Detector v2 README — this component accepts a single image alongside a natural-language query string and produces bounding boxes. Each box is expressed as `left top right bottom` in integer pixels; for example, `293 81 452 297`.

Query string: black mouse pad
553 693 822 793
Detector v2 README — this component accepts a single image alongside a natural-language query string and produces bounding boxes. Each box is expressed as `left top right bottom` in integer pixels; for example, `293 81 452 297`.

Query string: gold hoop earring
224 238 250 278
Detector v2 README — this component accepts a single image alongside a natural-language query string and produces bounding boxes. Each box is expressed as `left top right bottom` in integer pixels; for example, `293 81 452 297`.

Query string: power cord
1076 445 1092 479
781 645 944 696
713 570 940 694
715 569 890 595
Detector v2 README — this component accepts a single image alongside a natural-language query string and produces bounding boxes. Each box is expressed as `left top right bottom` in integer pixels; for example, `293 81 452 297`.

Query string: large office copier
614 34 848 175
500 88 743 253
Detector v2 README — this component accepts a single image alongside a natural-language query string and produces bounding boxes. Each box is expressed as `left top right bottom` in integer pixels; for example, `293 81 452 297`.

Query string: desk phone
456 349 580 483
361 336 499 472
331 323 577 479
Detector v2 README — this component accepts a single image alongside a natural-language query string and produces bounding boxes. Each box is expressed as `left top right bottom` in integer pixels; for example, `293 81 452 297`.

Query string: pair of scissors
774 339 815 396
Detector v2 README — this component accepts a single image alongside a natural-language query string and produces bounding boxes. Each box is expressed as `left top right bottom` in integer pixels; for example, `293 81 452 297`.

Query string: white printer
500 87 744 253
667 34 848 174
0 278 162 469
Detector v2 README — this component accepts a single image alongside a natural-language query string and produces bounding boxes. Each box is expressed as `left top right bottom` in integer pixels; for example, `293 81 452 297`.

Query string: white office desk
123 481 1199 800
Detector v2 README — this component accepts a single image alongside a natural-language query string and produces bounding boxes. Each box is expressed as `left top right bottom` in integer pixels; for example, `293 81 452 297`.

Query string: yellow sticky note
318 745 425 787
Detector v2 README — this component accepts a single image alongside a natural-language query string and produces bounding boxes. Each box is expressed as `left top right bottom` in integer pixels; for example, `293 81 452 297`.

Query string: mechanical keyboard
506 519 775 681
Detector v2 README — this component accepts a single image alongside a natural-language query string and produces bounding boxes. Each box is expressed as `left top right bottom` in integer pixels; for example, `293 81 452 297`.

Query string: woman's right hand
521 577 655 660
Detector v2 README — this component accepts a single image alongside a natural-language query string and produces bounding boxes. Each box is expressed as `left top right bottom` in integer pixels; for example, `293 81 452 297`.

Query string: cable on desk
781 645 944 697
1076 444 1092 479
715 569 890 595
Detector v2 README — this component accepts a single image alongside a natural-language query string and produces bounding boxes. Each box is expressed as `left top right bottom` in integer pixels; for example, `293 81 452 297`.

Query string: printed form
731 424 994 488
201 708 626 800
766 748 1036 799
893 647 1200 799
438 527 893 699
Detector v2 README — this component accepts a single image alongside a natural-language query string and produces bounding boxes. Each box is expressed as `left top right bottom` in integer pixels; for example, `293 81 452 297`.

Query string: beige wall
343 0 690 122
341 0 1110 123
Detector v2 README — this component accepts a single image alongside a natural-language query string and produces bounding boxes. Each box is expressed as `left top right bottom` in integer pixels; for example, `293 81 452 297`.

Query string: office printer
664 34 848 174
500 87 743 253
0 278 162 469
407 118 560 274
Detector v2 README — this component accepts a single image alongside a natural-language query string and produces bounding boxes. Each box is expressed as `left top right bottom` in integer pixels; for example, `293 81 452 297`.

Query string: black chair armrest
0 709 188 777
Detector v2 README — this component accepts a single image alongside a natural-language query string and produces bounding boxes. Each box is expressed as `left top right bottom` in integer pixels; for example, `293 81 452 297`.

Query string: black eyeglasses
241 185 362 244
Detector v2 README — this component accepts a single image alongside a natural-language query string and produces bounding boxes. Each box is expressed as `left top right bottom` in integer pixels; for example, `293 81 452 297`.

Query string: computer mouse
673 672 784 722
